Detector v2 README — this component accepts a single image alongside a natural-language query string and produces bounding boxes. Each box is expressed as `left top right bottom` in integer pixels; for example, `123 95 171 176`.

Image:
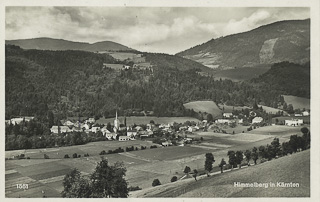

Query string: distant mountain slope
177 19 310 69
5 37 133 52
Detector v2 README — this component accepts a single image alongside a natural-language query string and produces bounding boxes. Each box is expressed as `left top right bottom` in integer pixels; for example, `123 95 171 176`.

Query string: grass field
132 150 310 197
258 105 287 115
6 125 304 198
96 116 200 125
218 104 249 113
283 95 310 110
183 101 221 118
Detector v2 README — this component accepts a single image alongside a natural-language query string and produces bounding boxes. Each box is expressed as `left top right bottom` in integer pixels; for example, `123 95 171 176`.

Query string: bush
27 157 30 159
44 154 50 159
64 154 70 158
152 179 161 187
78 154 81 158
128 186 142 191
171 176 178 182
99 150 107 155
73 153 78 158
150 145 157 149
108 150 113 154
260 158 267 164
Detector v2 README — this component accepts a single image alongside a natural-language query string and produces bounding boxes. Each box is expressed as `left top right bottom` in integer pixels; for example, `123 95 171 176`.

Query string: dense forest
5 45 310 123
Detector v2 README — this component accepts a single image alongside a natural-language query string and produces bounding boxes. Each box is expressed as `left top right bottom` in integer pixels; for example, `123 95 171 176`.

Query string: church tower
113 110 120 133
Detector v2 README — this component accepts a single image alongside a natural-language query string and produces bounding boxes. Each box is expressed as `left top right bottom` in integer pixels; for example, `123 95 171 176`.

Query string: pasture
218 104 249 113
283 95 310 109
96 116 200 125
137 150 309 197
183 101 221 118
258 105 287 115
5 125 302 197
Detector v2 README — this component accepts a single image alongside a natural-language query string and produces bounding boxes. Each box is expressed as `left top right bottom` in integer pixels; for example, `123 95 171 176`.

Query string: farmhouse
302 111 310 116
51 126 71 134
10 117 34 125
223 113 233 118
62 120 74 126
88 118 95 123
91 127 101 133
252 117 263 124
119 136 131 141
294 113 303 117
216 119 232 124
127 129 138 137
105 132 117 140
285 119 303 126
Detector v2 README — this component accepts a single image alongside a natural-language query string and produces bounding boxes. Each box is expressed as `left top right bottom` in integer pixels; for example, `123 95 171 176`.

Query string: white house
294 113 303 117
285 119 303 126
216 119 232 124
119 136 131 141
91 127 101 133
252 117 263 124
10 117 34 125
223 113 233 118
105 132 117 140
127 129 138 137
302 111 310 116
63 120 74 126
238 119 243 124
51 126 71 134
88 118 95 123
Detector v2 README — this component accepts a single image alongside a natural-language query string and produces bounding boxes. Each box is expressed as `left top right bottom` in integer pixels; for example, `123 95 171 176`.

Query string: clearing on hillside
183 101 221 118
283 95 310 110
258 105 287 115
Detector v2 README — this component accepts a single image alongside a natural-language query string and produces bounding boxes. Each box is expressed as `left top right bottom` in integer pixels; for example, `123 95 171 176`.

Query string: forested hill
177 19 310 69
5 45 309 123
5 37 133 52
252 62 310 99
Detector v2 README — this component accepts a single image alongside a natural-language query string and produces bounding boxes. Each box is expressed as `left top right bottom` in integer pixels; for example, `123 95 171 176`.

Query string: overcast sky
6 7 309 54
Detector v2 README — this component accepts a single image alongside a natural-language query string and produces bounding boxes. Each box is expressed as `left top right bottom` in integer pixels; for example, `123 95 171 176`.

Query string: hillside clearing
183 101 221 118
283 95 310 110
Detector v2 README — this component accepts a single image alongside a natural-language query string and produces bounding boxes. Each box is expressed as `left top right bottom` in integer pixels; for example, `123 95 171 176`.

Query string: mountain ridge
5 37 133 52
176 19 310 69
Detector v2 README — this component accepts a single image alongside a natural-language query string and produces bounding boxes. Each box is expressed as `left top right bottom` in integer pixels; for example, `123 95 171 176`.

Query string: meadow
283 95 310 109
183 101 221 118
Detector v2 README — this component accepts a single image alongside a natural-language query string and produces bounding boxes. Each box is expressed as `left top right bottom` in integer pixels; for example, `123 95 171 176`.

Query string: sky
5 7 309 54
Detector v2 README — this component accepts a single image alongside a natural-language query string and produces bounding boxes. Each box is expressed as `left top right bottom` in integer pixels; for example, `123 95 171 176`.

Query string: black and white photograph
1 0 319 200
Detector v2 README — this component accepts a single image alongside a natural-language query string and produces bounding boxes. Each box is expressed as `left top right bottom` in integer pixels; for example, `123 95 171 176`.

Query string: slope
177 19 310 69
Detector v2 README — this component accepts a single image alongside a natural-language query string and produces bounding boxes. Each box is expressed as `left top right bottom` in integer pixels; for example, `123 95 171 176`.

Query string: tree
44 154 50 159
218 158 226 173
152 179 161 187
205 153 215 176
90 158 128 197
235 151 243 168
73 153 78 158
244 150 251 165
252 147 259 165
271 138 281 157
184 166 191 176
171 176 178 182
61 168 92 198
192 169 198 181
206 113 213 123
227 150 237 169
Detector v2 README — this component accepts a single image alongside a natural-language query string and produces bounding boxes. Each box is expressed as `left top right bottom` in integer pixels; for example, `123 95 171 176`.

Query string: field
218 104 249 113
207 65 271 81
134 150 309 197
283 95 310 110
96 116 200 125
183 101 221 118
5 125 304 198
258 105 287 115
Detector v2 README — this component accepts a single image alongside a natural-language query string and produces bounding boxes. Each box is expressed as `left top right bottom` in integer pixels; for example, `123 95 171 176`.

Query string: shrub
64 154 70 158
128 186 142 191
171 176 178 182
73 153 78 158
152 179 161 187
150 145 157 149
108 150 113 154
44 154 50 159
99 150 107 155
78 154 81 158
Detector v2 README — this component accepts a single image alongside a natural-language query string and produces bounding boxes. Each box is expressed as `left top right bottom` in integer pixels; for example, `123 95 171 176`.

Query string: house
238 119 243 124
101 127 112 136
63 120 74 126
294 113 303 117
81 123 90 130
285 119 303 126
302 111 310 116
51 126 71 134
162 141 172 147
105 132 117 140
88 118 95 123
223 113 233 118
127 129 138 137
119 136 131 141
216 119 232 124
252 117 263 124
10 117 34 125
134 126 143 131
91 127 101 133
